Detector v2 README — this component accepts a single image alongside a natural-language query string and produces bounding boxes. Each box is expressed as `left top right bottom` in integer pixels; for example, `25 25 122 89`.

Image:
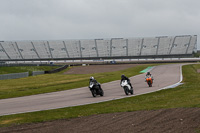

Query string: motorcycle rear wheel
130 88 134 95
100 89 104 96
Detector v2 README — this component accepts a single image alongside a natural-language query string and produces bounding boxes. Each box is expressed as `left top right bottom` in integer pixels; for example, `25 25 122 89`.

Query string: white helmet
90 76 94 80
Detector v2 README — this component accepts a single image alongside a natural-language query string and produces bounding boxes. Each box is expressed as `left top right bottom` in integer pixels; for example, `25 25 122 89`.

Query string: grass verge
0 66 59 75
0 64 200 127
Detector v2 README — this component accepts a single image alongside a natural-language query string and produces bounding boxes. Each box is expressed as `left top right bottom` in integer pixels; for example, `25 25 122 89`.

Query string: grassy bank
0 66 59 75
0 64 200 127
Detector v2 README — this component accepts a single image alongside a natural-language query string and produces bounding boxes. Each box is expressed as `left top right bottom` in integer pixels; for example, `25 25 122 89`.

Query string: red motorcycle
146 76 153 87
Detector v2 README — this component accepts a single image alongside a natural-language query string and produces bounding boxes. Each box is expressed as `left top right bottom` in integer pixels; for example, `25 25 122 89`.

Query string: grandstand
0 35 197 61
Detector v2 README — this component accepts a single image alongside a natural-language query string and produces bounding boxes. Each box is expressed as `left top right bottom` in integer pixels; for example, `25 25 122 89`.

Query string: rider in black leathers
89 77 101 88
120 74 133 89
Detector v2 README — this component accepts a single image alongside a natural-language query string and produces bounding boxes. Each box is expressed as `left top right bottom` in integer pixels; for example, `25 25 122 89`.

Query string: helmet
147 72 150 75
121 74 125 78
90 76 94 80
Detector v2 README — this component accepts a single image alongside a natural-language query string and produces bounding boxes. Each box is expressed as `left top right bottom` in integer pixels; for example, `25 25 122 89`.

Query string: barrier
0 72 29 80
32 71 45 76
45 65 68 74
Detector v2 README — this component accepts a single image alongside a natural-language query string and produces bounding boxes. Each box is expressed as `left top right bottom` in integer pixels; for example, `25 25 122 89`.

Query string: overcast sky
0 0 199 49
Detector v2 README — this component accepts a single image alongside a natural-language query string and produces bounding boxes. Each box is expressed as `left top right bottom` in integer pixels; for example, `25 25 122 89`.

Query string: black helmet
147 72 150 75
121 74 125 78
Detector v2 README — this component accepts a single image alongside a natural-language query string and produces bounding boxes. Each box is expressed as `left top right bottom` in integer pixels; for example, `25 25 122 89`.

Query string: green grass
0 63 200 127
0 64 150 99
0 66 60 75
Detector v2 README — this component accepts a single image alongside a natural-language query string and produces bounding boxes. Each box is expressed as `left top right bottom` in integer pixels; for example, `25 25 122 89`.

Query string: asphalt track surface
0 64 182 116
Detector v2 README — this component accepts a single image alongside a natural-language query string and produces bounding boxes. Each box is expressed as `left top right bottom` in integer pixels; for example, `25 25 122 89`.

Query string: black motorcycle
89 82 104 97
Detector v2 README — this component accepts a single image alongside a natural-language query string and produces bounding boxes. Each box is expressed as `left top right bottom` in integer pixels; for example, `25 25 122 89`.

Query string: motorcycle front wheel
123 86 129 95
92 90 97 97
148 81 152 87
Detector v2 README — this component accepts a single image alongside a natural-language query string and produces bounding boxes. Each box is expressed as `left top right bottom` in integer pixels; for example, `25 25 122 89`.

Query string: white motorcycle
121 80 133 95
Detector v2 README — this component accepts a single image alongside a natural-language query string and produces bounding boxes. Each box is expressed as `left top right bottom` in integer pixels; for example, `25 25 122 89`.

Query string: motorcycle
89 81 104 97
146 76 153 87
121 80 133 95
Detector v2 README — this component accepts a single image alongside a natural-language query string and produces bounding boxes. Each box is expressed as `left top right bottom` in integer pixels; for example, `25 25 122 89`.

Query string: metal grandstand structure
0 35 197 61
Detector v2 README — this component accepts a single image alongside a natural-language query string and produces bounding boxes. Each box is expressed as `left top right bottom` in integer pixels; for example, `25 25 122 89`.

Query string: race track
0 64 182 116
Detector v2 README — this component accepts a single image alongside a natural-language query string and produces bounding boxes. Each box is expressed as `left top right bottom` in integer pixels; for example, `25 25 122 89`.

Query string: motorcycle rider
89 76 101 88
145 72 154 83
120 74 133 89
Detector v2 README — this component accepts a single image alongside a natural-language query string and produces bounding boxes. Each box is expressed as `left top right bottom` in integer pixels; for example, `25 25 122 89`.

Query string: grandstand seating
170 36 192 55
140 37 158 56
64 40 81 58
80 39 97 57
0 35 197 61
157 37 172 55
187 35 197 54
0 42 9 59
47 40 69 58
127 38 143 56
16 41 38 59
1 41 21 59
95 39 111 57
111 39 127 57
32 41 51 59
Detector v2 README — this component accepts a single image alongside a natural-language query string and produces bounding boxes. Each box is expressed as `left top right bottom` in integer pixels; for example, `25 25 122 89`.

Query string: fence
32 71 45 76
0 72 29 80
0 65 68 80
